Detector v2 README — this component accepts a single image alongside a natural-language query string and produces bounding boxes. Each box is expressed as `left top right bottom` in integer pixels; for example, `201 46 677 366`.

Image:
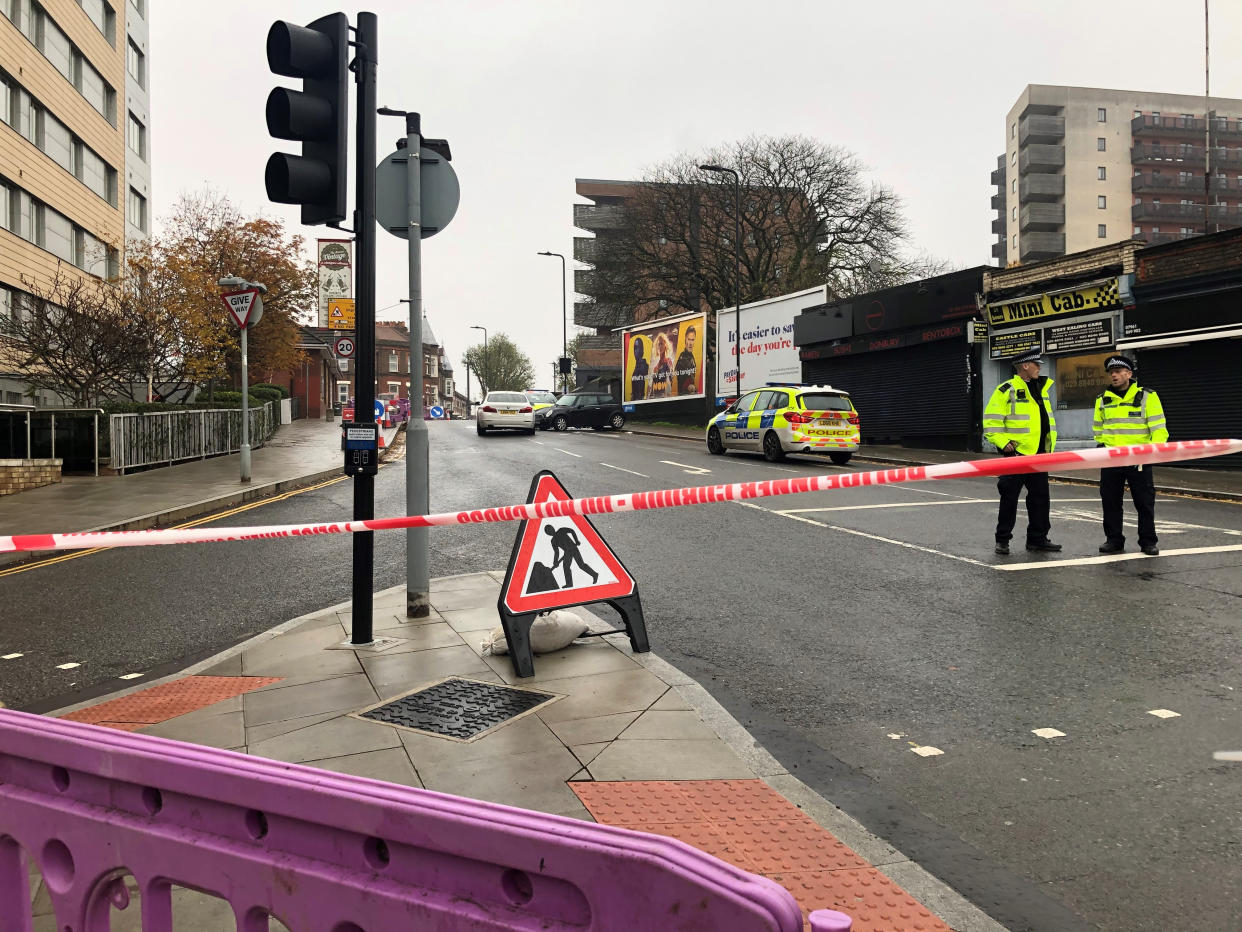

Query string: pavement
8 416 1242 930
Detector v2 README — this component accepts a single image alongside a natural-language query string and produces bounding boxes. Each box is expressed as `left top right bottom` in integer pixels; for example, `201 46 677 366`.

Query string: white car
476 391 535 435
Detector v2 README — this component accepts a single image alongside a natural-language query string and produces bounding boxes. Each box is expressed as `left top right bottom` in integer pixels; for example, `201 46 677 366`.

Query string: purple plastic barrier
0 709 853 931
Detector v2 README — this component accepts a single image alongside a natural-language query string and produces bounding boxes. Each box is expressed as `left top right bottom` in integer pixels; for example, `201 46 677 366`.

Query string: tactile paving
358 676 557 740
61 675 281 730
571 779 951 931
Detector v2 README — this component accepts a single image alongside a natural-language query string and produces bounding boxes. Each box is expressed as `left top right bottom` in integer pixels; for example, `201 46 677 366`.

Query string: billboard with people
620 313 706 404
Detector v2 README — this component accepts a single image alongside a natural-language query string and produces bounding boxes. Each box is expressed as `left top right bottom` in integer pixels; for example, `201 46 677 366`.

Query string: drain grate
356 677 559 741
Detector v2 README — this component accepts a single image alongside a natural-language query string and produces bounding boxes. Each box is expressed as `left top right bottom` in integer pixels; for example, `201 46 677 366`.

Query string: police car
706 383 860 463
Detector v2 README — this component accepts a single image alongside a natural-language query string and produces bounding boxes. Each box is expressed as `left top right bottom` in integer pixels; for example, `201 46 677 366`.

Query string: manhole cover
355 677 560 741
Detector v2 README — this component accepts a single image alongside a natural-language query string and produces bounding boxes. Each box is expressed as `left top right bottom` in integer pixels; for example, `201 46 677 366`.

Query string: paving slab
587 738 756 781
546 711 641 747
247 713 399 764
241 673 377 727
535 668 669 724
360 645 493 690
415 745 584 813
299 747 423 788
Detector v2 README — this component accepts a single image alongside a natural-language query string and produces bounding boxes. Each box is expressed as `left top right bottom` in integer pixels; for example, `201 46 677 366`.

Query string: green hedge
250 387 284 406
252 382 291 398
103 397 264 414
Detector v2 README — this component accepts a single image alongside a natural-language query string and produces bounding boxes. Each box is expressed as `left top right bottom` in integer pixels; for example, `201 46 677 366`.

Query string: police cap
1011 349 1043 366
1105 354 1135 371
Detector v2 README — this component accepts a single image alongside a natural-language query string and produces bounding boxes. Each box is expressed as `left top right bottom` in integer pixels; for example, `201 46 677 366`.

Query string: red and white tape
2 440 1238 555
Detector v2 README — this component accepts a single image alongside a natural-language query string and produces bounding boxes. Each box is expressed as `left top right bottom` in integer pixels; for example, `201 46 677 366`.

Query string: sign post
218 279 265 484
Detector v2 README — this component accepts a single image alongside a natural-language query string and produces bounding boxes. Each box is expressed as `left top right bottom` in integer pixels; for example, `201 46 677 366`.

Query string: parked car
525 390 559 428
476 391 535 435
706 382 859 463
541 393 625 432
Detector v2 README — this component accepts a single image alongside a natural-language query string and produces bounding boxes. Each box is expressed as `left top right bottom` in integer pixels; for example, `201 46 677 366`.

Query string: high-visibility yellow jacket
983 376 1057 455
1093 382 1168 446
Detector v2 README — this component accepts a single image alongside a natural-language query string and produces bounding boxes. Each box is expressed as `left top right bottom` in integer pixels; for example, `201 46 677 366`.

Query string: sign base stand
497 594 650 679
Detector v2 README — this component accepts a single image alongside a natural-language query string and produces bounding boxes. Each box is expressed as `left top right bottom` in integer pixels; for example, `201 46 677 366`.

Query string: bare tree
582 135 950 327
5 265 137 406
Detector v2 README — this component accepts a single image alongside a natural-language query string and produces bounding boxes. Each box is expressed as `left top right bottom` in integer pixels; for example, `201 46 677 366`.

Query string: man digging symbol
544 525 599 589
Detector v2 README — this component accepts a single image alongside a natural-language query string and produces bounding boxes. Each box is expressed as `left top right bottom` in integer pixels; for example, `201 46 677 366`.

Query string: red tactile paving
61 676 281 727
572 780 951 932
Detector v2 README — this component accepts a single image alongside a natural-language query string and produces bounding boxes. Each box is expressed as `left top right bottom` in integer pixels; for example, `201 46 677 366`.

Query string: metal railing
0 407 103 475
0 709 853 931
108 402 278 474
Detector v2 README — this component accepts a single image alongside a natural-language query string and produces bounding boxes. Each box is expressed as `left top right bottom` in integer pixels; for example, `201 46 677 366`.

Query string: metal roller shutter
803 340 970 446
1137 340 1242 467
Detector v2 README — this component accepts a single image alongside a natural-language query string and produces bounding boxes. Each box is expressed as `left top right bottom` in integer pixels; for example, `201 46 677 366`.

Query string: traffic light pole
350 12 378 646
403 113 431 619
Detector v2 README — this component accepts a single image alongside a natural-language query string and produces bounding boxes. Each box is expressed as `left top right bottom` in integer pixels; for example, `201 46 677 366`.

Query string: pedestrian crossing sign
500 472 637 615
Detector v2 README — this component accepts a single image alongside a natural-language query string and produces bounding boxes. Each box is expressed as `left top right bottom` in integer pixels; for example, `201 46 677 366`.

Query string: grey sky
150 1 1242 392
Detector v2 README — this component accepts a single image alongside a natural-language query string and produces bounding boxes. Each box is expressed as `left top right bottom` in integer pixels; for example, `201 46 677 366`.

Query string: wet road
2 422 1240 930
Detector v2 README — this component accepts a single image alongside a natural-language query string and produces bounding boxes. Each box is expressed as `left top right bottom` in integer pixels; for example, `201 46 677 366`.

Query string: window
1011 179 1017 193
337 383 349 404
1098 166 1107 181
42 206 74 263
387 382 400 395
78 0 116 45
1097 138 1106 151
388 352 398 372
41 112 74 173
1133 225 1142 235
1134 110 1142 118
129 0 143 16
127 186 146 232
16 87 36 143
1134 196 1142 204
1010 151 1016 166
77 56 114 124
338 358 348 372
1010 122 1016 139
127 40 145 88
0 179 8 232
127 112 145 159
1098 195 1107 209
0 72 9 126
1180 226 1195 235
1152 226 1161 234
1097 108 1107 123
42 18 74 82
80 147 116 205
1012 233 1017 249
1011 206 1017 221
1098 224 1107 238
77 229 108 273
425 359 435 376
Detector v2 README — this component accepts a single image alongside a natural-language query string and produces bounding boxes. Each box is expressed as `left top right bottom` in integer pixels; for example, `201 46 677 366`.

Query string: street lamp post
470 325 487 393
537 251 568 393
699 164 742 399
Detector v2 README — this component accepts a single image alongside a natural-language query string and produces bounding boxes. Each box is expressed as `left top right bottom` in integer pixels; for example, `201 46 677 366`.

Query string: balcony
1020 144 1064 174
990 193 1004 210
991 168 1005 186
573 237 597 263
991 217 1006 234
1019 114 1065 146
573 203 626 232
1020 174 1064 201
573 269 596 295
1020 203 1065 231
1131 202 1205 223
1131 144 1204 166
1019 231 1065 262
1131 172 1205 195
1131 115 1205 137
991 240 1008 262
1141 231 1197 246
1208 204 1242 227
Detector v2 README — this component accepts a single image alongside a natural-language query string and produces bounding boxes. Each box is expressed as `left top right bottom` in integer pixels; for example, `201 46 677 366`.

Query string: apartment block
992 84 1242 266
1 0 151 403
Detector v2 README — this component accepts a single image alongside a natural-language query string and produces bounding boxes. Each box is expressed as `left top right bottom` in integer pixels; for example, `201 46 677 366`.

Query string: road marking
555 448 582 458
996 543 1242 571
659 460 712 475
119 673 144 680
1148 709 1180 718
56 662 81 670
600 463 648 478
910 746 944 757
1051 508 1242 536
780 499 991 514
1214 751 1242 761
532 440 544 445
1032 728 1066 739
2 653 22 660
887 733 906 739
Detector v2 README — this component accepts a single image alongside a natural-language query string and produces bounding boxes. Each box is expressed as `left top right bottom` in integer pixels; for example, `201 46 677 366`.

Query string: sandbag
481 610 589 656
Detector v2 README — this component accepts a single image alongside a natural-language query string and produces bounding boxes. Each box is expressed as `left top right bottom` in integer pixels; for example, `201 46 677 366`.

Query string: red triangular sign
501 473 636 615
221 289 259 329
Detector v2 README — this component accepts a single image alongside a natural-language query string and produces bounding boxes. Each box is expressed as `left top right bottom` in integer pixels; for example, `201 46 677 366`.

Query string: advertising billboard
715 286 828 400
317 239 353 327
621 313 706 405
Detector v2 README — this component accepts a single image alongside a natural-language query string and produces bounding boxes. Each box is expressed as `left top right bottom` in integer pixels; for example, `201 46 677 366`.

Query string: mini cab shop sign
986 278 1120 327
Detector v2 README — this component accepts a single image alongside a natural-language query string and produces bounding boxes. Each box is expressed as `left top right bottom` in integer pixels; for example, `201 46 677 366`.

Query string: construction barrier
2 440 1238 555
0 708 851 931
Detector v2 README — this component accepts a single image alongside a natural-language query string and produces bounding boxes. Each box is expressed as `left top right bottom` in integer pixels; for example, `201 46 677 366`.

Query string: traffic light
264 13 349 225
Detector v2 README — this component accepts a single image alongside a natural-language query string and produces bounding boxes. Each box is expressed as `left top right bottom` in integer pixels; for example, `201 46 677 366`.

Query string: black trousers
1100 465 1157 547
995 471 1051 544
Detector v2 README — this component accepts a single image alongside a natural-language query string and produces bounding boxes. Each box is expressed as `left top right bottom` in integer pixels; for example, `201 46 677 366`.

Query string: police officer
1094 355 1168 556
983 349 1061 556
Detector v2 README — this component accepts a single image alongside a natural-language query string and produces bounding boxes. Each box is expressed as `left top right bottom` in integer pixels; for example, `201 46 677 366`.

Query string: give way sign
221 289 260 329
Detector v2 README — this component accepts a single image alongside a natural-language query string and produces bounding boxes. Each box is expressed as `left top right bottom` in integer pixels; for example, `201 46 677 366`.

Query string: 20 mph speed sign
335 335 355 358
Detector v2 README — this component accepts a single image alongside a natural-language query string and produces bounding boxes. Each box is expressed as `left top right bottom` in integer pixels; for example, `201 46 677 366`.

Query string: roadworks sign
501 471 636 615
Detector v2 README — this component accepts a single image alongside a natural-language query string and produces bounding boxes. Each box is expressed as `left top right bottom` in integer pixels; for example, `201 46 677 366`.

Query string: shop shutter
1138 340 1242 466
803 340 970 445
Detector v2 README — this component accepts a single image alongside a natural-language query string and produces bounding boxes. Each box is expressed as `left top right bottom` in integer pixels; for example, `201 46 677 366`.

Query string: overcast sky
149 1 1242 394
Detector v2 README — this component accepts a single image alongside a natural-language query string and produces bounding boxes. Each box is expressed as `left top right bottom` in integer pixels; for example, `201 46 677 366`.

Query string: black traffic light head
264 13 349 226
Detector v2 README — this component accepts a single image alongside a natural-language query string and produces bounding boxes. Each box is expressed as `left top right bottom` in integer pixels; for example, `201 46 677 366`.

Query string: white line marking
780 499 991 514
996 544 1242 571
1214 751 1242 761
1032 728 1066 739
56 662 81 670
531 440 544 445
911 746 944 757
119 673 144 681
600 463 648 478
555 448 582 458
1148 709 1180 719
887 733 905 739
2 653 22 660
659 460 712 475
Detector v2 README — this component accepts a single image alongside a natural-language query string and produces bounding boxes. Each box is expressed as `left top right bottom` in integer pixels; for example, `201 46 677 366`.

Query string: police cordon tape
2 439 1239 555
